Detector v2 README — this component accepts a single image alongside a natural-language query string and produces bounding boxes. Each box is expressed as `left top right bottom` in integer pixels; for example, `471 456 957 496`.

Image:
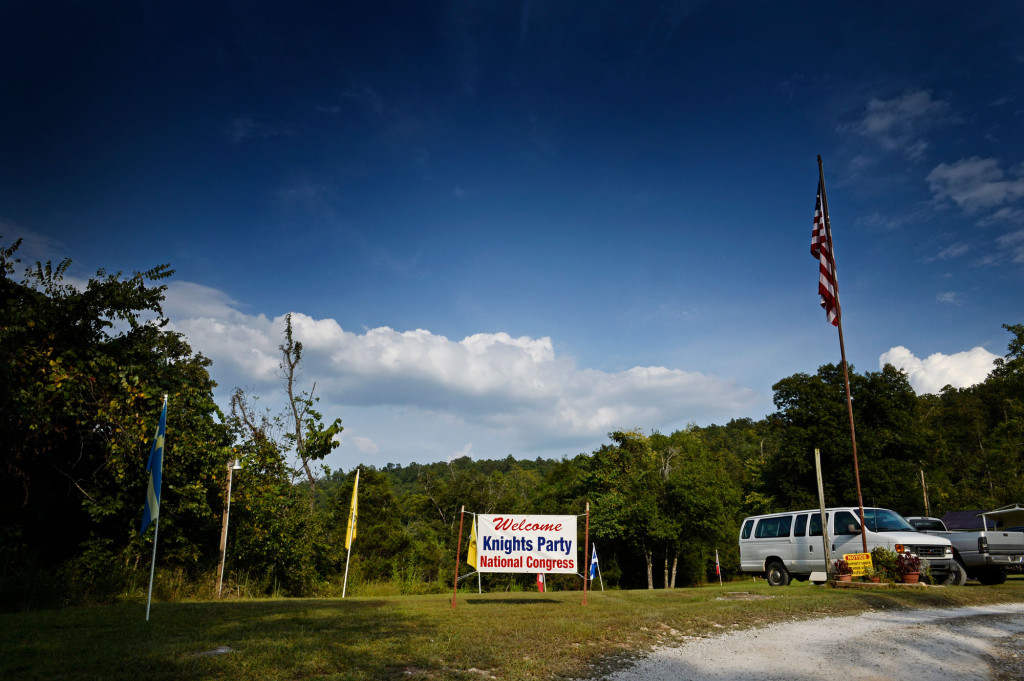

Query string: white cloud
997 229 1024 263
852 90 952 160
163 281 761 463
935 292 963 305
351 436 379 454
1 223 65 265
879 345 999 394
935 242 970 260
926 157 1024 213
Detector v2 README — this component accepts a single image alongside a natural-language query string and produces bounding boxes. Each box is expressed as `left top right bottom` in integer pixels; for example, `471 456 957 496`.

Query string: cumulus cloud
852 90 952 160
879 345 999 394
163 280 760 460
926 157 1024 213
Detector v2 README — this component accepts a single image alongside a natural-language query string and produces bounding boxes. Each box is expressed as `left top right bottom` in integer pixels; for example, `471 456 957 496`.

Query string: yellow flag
345 468 359 550
467 516 478 568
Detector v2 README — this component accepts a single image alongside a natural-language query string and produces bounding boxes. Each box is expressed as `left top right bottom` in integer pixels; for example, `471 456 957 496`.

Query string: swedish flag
140 399 167 535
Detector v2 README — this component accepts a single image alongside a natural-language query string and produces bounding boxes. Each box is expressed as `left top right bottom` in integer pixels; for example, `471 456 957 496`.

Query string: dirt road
599 603 1024 681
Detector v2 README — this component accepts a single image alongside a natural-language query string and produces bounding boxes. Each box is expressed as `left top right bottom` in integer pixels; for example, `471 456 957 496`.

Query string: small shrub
870 547 899 581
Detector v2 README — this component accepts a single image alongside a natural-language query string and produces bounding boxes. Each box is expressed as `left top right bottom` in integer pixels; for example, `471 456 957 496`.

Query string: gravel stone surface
595 603 1024 681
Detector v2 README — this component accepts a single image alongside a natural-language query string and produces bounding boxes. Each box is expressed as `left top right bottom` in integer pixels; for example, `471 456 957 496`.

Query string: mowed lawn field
5 579 1024 681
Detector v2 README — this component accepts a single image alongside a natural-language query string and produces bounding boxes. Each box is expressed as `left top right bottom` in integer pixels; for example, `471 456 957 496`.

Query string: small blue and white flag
140 399 167 535
589 543 599 580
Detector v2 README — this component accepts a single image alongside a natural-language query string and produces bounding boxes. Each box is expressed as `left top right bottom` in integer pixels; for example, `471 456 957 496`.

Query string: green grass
4 578 1024 681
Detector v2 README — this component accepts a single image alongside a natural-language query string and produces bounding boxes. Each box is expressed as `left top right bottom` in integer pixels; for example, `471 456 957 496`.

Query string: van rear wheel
765 560 790 586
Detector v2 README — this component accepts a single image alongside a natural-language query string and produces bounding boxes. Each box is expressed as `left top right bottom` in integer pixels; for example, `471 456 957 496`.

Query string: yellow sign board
843 553 873 577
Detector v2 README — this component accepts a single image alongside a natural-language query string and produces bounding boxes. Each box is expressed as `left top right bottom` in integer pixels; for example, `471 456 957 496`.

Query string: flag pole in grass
814 156 866 554
589 543 604 591
452 505 465 608
467 514 480 594
142 395 167 621
342 467 359 598
715 549 723 586
582 501 590 605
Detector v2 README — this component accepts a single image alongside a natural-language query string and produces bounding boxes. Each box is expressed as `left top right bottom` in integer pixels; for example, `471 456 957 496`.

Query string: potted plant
897 551 922 584
833 558 853 582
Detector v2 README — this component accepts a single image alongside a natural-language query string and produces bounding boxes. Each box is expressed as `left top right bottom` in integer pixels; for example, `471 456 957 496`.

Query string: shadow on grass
1 598 443 681
464 598 560 605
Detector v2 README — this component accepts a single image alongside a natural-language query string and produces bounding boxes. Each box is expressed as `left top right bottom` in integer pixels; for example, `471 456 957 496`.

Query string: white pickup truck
907 504 1024 585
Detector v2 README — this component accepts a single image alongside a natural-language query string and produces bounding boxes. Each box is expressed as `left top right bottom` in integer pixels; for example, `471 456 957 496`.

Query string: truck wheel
942 560 968 586
977 568 1007 586
765 561 790 587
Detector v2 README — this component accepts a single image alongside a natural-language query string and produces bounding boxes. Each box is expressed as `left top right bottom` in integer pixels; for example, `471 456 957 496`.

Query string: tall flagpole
817 156 867 554
342 467 359 598
144 394 168 622
145 517 159 621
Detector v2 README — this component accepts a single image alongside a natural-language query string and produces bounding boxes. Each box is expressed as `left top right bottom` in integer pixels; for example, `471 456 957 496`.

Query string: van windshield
863 508 915 532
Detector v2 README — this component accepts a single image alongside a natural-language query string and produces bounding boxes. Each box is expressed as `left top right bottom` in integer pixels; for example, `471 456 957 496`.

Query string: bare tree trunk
663 548 670 589
280 314 318 496
644 546 654 589
670 551 679 589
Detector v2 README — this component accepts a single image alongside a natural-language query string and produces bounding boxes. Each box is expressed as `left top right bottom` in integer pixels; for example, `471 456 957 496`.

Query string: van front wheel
765 561 790 586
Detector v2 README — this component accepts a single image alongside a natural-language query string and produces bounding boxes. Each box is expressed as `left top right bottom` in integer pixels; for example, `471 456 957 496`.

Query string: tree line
2 239 1022 608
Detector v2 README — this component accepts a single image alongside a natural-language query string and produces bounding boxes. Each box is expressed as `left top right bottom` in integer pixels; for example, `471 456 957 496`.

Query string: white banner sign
476 514 578 573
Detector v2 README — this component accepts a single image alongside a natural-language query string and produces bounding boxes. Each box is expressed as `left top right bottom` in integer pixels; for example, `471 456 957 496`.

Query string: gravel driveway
597 603 1024 681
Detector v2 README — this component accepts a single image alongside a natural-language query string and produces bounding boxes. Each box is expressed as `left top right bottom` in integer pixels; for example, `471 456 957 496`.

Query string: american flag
811 178 840 326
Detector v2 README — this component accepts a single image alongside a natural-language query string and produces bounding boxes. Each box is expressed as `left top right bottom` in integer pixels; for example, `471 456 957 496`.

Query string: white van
738 507 957 585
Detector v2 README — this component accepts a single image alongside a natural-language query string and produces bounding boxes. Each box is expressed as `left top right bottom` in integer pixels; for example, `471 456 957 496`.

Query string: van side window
754 515 793 539
794 514 808 537
809 512 829 536
741 519 754 539
835 511 860 535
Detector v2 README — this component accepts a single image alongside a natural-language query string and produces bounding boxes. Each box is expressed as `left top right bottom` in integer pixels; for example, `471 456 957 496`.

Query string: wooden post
582 502 590 605
452 505 465 609
920 469 931 517
815 449 833 578
216 460 234 598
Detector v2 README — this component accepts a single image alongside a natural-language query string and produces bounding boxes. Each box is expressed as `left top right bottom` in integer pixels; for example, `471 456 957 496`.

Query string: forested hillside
3 240 1023 608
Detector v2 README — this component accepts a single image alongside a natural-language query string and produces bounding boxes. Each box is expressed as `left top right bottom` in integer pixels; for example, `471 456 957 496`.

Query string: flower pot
869 576 881 583
838 574 852 582
900 572 920 584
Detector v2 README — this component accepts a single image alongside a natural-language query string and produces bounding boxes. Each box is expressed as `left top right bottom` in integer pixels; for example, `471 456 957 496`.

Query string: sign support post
452 505 465 609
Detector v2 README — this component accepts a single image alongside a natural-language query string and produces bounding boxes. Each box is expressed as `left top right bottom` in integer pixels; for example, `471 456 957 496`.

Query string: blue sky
3 2 1023 472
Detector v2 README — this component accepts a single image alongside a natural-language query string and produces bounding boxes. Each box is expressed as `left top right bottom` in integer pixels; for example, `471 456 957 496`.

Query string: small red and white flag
715 549 721 577
536 573 545 592
811 178 840 327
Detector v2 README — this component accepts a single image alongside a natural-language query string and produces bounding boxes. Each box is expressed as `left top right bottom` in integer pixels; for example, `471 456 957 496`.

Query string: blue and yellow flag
140 398 167 535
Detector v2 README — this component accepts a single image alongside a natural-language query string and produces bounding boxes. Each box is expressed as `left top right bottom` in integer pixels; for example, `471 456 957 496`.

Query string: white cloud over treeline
163 281 760 463
879 345 999 395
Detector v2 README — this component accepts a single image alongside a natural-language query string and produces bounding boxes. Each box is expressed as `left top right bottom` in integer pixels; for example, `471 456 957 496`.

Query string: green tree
1 239 230 606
